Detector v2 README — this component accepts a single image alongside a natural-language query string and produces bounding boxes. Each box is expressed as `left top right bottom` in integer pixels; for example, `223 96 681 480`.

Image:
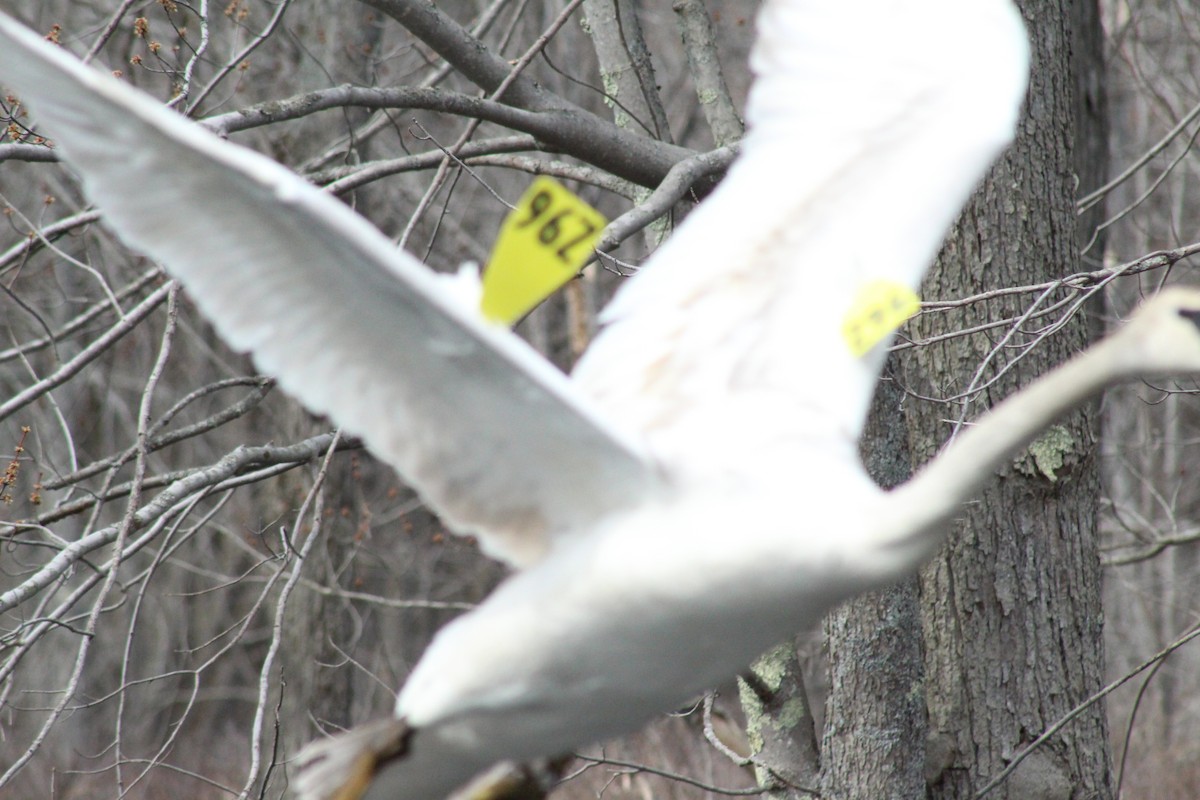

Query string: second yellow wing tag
841 280 921 357
481 176 607 326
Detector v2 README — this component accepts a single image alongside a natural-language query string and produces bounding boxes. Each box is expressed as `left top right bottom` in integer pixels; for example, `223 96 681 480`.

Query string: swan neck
884 336 1121 554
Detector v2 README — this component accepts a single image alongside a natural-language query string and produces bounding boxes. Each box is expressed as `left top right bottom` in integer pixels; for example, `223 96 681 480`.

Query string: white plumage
6 3 1200 800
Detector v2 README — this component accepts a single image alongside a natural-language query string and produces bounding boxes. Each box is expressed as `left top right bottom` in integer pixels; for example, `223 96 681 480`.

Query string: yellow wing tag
842 280 921 357
481 176 607 325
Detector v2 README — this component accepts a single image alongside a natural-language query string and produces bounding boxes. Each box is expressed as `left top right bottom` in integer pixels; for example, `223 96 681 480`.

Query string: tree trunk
821 2 1112 799
820 371 925 800
911 2 1112 798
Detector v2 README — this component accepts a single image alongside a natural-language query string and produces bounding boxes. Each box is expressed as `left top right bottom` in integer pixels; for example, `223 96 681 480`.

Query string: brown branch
314 135 538 192
356 0 701 190
358 0 565 112
0 283 173 424
0 433 353 616
0 142 60 162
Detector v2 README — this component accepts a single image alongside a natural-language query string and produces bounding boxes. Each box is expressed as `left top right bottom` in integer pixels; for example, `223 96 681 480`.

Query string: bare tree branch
0 433 349 616
359 0 702 189
673 0 743 146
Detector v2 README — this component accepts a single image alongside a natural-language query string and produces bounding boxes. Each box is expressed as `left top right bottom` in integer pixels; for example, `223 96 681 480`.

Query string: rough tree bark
821 2 1112 799
820 374 924 800
911 2 1112 799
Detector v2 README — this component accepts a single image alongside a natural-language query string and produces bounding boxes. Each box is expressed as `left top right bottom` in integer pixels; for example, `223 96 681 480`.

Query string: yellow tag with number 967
841 280 921 357
481 176 607 325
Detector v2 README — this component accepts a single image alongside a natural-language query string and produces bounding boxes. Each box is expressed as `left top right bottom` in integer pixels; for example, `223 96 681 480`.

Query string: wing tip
292 718 410 800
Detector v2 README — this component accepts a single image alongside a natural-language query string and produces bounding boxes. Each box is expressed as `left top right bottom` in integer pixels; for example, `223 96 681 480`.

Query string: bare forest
0 1 1198 799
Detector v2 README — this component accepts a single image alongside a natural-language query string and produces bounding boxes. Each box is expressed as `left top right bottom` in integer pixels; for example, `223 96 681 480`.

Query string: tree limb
357 0 703 190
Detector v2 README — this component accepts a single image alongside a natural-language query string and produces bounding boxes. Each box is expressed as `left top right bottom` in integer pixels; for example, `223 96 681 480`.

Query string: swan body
9 3 1193 800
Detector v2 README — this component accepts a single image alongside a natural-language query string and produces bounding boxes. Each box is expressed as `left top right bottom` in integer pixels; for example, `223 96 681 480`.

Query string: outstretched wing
0 13 661 567
574 0 1030 452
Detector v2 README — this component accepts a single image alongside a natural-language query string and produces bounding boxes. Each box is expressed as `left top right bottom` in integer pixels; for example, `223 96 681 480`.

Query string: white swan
2 3 1194 800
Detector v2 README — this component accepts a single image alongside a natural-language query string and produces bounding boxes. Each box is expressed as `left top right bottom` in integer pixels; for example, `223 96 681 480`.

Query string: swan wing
574 0 1030 450
0 13 660 567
